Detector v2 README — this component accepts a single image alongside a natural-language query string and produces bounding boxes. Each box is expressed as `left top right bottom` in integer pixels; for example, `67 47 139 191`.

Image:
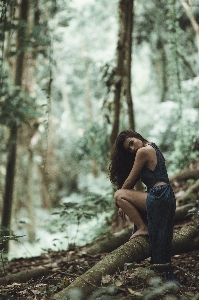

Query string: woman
109 129 177 281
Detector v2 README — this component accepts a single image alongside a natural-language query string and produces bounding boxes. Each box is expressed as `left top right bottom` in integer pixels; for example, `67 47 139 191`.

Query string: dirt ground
1 158 199 299
0 219 198 300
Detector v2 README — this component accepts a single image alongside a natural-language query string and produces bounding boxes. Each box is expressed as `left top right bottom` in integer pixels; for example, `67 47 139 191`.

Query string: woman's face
123 137 145 154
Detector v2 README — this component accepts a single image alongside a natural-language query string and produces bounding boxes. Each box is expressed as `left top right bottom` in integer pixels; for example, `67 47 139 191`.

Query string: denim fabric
133 143 176 266
146 184 176 264
140 143 170 189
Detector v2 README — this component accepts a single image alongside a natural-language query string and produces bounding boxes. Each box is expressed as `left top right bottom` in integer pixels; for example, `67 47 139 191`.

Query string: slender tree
110 0 134 148
0 0 30 252
110 0 128 148
110 0 136 232
180 0 199 54
123 0 135 129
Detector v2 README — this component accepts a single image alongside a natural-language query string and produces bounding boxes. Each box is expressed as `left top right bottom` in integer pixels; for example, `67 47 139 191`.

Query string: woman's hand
118 208 126 220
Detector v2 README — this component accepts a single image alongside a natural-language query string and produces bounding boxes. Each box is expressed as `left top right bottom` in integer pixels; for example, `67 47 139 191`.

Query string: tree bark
27 148 36 242
0 124 18 252
52 226 199 300
157 38 168 102
3 1 17 80
178 179 199 204
0 267 49 285
124 0 135 129
86 204 194 255
180 0 199 54
110 0 128 148
174 204 195 222
14 0 29 87
109 0 135 231
110 0 135 148
85 227 132 255
0 0 29 252
82 44 93 122
170 169 199 183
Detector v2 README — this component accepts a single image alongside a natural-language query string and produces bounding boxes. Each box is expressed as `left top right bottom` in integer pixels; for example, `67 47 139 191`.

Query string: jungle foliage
0 0 199 256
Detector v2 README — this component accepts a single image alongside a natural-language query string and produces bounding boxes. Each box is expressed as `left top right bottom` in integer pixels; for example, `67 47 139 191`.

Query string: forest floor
0 218 198 300
1 160 199 299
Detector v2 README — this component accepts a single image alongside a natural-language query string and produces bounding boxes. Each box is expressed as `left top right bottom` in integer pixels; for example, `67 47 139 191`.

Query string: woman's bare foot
129 228 148 239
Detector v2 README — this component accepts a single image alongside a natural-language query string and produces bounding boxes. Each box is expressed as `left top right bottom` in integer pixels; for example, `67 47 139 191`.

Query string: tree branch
180 0 199 54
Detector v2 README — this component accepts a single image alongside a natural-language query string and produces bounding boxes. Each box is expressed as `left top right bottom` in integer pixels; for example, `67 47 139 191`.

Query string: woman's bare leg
114 189 148 238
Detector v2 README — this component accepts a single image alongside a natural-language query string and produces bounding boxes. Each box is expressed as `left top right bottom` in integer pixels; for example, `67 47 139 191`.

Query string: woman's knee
114 189 122 200
114 189 124 206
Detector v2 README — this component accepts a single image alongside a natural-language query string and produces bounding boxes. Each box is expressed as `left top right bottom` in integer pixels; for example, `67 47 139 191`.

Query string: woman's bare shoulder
139 143 154 152
137 144 156 157
136 146 150 158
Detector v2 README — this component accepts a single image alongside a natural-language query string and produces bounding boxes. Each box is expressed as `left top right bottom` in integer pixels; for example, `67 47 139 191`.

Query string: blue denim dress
139 143 176 264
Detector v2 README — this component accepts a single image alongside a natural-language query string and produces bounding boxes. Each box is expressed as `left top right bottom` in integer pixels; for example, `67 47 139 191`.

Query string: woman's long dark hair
109 130 148 188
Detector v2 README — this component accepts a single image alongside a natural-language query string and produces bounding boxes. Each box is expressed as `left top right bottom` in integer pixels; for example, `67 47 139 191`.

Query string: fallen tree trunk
0 267 49 285
0 203 190 286
170 169 199 183
174 204 194 222
85 227 132 255
178 179 199 204
85 204 194 255
52 225 199 300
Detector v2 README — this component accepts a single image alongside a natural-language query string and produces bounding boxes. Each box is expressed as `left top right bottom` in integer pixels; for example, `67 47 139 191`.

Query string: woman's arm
122 148 149 189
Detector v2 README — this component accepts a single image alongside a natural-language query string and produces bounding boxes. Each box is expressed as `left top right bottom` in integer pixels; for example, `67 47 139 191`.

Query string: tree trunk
174 203 195 222
0 124 18 252
123 0 135 129
52 226 199 300
0 267 48 285
170 169 199 183
0 0 29 252
14 0 29 87
180 0 199 54
110 0 135 148
178 179 199 204
86 227 132 255
158 38 168 102
86 204 195 255
110 0 135 231
37 162 52 209
82 44 93 122
4 1 17 80
110 0 128 148
27 148 36 242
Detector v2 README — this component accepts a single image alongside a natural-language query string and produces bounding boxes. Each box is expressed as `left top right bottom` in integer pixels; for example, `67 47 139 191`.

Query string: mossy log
85 204 194 255
0 267 49 285
53 225 199 300
170 169 199 183
174 204 195 222
85 227 132 254
178 179 199 204
171 225 199 255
